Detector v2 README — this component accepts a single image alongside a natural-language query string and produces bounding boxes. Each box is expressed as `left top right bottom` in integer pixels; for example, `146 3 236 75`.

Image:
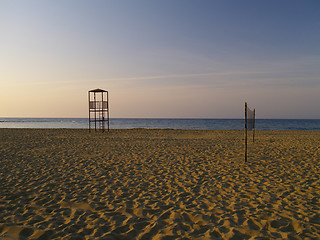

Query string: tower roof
89 88 107 92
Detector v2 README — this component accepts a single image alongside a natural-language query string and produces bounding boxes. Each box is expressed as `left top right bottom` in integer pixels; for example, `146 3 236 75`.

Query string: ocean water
1 118 320 130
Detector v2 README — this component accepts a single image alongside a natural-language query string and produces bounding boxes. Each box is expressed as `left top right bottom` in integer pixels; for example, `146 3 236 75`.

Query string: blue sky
1 0 320 118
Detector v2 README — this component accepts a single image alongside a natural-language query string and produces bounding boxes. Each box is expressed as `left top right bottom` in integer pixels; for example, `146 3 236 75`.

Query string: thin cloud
104 71 268 82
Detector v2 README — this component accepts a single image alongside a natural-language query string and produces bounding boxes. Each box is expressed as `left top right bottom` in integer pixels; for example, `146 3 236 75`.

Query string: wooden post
253 109 255 143
102 92 104 132
107 91 110 131
88 91 91 132
245 102 248 162
94 92 97 131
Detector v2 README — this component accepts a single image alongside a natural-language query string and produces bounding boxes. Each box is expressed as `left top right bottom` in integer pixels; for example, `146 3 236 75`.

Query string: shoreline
1 118 320 131
1 127 320 131
1 129 319 239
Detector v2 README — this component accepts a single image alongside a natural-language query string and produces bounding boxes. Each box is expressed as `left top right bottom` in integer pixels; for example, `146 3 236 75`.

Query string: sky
1 0 320 118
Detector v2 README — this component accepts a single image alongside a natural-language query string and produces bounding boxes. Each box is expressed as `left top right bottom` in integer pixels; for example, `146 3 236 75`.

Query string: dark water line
1 118 320 131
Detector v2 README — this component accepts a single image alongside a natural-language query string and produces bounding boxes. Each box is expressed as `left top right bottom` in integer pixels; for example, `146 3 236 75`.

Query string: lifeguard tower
88 89 109 132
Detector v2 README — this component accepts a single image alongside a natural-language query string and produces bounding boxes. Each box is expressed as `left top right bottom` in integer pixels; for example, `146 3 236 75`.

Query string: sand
0 128 319 239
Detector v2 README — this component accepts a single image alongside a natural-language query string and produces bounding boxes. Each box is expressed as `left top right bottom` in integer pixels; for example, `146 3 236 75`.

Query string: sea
1 118 320 131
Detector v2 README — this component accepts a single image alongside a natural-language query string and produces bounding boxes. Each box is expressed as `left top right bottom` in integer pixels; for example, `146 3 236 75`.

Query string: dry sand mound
0 129 319 239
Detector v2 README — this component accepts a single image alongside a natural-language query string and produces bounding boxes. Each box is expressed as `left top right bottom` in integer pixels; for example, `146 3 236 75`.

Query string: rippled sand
0 129 319 239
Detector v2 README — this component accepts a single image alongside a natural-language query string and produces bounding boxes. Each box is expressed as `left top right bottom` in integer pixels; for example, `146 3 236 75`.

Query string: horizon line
1 117 320 120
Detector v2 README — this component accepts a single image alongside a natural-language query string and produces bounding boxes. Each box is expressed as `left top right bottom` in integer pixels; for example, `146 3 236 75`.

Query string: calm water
1 118 320 130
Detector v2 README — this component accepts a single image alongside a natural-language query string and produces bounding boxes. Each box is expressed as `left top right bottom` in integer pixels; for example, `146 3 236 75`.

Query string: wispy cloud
103 71 266 81
97 67 320 89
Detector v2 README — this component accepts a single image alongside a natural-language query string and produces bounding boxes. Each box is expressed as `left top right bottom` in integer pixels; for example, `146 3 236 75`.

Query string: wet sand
0 128 319 239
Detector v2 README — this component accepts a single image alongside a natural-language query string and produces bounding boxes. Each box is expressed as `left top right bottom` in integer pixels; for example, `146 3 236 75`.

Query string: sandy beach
0 128 319 239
